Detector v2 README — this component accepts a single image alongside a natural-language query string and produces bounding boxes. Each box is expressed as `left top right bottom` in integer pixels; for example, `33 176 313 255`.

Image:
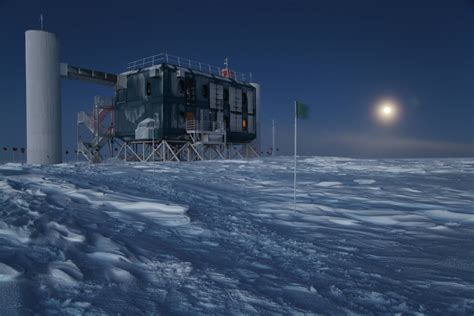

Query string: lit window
242 118 247 129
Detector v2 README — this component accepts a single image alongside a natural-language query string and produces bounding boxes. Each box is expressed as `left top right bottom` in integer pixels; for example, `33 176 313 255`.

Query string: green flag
296 101 309 119
293 100 309 211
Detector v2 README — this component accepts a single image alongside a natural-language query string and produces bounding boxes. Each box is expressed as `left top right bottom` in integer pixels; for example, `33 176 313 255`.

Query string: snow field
0 157 473 314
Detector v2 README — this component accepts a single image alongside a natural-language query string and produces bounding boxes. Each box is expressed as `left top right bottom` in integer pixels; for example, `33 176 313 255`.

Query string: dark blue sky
1 0 473 157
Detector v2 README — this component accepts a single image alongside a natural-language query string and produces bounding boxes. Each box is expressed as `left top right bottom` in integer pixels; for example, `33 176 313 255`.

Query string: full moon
375 100 398 123
382 105 392 115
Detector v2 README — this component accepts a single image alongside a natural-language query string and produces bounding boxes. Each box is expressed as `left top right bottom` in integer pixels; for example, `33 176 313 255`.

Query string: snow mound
316 181 342 187
0 262 21 281
354 179 376 184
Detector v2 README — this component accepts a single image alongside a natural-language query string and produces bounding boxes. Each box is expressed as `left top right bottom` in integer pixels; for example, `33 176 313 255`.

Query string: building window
185 78 196 103
242 118 247 129
146 82 152 96
224 88 229 101
202 84 208 98
116 89 127 102
225 117 229 130
242 92 247 104
179 80 185 94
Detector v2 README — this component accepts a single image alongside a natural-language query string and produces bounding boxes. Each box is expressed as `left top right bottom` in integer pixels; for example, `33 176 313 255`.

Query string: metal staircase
185 119 228 160
77 96 115 163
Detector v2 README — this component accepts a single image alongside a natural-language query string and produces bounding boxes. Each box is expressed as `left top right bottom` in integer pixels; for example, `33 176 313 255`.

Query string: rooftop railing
127 53 251 82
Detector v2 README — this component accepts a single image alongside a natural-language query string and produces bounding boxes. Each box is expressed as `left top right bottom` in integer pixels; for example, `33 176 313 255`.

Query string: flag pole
272 119 276 157
294 101 297 211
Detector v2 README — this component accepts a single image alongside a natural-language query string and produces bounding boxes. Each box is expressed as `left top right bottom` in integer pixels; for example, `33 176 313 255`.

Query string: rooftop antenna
224 57 229 70
249 72 253 82
39 13 44 30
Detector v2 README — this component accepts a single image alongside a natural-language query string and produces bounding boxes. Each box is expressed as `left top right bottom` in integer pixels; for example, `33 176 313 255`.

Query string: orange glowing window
242 119 247 129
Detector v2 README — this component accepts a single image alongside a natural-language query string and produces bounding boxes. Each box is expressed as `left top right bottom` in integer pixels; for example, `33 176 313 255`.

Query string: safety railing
127 53 251 82
94 95 114 107
77 112 93 133
186 120 224 133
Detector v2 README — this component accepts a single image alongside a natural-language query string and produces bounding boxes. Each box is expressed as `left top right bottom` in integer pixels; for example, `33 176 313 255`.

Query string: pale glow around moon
376 100 398 123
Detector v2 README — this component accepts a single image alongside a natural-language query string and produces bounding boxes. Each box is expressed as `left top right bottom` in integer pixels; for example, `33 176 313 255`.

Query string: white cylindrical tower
250 83 261 154
25 30 62 164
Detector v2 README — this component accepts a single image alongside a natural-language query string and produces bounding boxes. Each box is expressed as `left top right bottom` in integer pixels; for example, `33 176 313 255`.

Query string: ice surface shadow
0 169 30 177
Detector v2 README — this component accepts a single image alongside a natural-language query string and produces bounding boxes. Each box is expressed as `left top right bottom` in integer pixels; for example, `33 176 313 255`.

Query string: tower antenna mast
224 57 229 71
40 14 44 30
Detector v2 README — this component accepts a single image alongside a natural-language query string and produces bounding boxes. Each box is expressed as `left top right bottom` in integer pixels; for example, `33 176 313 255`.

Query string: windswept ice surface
0 157 473 314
